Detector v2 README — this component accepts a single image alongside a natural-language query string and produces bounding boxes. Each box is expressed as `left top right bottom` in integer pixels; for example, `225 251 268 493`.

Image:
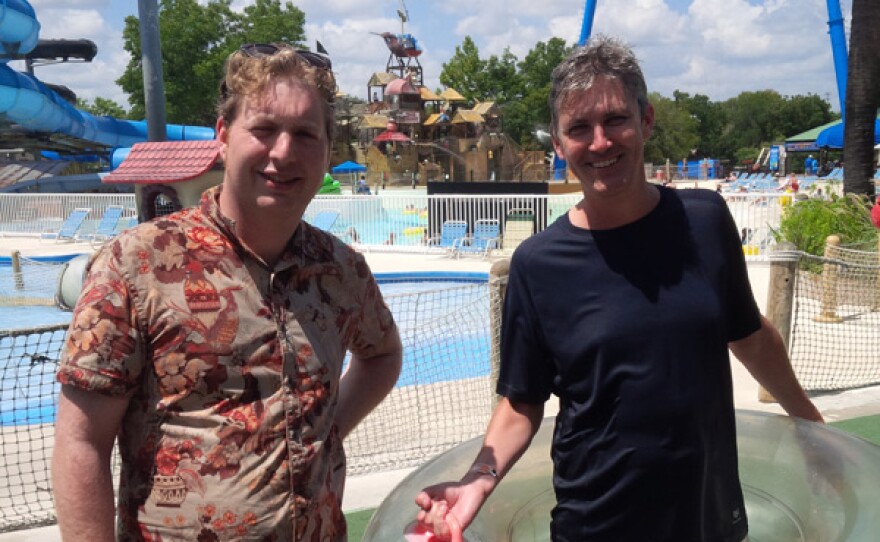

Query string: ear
216 117 228 160
551 135 565 161
641 102 655 140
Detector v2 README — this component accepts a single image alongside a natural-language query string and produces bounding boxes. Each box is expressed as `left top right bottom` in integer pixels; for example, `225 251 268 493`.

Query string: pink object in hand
404 522 438 542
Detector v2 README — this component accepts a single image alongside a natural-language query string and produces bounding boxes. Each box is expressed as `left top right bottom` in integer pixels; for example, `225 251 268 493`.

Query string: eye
567 123 590 136
296 128 320 140
249 124 276 136
606 115 628 126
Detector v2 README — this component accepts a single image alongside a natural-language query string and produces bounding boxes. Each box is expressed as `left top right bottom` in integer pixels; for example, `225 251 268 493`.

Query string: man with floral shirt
52 44 402 541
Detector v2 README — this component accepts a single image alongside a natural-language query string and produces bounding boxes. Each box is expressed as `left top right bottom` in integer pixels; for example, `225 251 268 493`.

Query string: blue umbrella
331 160 367 174
815 119 880 149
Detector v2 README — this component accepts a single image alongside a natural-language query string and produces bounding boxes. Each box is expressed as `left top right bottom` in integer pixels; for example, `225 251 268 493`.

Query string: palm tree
843 0 880 198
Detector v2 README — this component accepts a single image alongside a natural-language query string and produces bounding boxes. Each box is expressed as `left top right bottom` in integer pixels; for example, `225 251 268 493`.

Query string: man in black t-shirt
415 35 823 542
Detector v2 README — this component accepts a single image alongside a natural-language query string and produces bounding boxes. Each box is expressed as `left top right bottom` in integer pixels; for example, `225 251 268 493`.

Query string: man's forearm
730 316 823 422
336 335 403 438
52 440 117 541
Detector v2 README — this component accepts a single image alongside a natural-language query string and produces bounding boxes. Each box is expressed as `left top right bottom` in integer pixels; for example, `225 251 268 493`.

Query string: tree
439 37 486 103
672 91 728 160
508 38 570 146
723 91 787 151
480 49 521 104
117 0 307 126
76 97 130 119
644 93 698 166
776 94 835 140
234 0 306 45
842 0 880 197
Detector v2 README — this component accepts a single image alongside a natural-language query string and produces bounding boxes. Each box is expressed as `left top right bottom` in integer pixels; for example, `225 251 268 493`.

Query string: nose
588 125 612 152
268 132 296 165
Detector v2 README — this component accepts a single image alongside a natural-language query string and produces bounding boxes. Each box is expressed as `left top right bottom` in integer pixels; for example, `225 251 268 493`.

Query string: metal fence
1 190 789 260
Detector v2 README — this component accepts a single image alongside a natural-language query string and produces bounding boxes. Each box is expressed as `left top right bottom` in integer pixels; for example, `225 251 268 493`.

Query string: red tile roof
103 140 222 185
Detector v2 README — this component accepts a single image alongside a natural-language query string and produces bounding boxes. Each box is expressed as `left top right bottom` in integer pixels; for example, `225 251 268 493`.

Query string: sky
16 0 853 117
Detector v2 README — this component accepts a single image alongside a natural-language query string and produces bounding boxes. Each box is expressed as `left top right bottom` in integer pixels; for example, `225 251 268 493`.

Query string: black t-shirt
498 187 760 542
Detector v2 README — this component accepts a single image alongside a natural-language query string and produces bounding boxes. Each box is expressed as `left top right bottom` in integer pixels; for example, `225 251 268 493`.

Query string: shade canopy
373 130 411 143
815 119 880 149
331 160 367 173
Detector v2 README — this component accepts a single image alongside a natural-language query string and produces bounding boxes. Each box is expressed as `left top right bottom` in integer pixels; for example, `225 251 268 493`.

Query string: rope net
345 279 498 474
0 256 62 307
2 244 878 532
0 275 502 531
789 245 880 391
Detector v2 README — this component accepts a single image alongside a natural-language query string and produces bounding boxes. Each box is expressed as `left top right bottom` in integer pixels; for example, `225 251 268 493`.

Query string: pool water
1 274 491 426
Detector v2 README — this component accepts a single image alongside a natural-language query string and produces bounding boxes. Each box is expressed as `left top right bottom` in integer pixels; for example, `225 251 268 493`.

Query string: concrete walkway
2 241 879 541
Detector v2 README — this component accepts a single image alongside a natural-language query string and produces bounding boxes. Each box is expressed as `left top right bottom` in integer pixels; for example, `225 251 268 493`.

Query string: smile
260 172 296 184
592 157 619 168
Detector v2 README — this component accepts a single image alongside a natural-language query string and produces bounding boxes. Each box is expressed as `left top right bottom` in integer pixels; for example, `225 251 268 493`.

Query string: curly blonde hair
217 44 337 140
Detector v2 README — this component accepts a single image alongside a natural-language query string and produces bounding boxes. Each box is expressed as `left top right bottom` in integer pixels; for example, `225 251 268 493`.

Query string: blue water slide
0 0 40 58
826 0 847 115
0 0 214 155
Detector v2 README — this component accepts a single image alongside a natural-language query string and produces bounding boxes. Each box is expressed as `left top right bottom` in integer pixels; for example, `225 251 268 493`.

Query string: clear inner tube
363 410 880 541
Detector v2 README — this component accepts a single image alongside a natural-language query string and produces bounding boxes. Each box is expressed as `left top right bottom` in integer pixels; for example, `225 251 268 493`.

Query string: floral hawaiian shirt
57 186 397 541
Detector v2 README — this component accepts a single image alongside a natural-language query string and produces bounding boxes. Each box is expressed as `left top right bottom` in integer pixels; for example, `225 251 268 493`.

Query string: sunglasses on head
238 43 332 70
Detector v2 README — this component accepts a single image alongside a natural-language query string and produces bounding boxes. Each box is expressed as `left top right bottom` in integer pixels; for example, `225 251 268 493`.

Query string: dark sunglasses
238 43 332 69
219 43 333 101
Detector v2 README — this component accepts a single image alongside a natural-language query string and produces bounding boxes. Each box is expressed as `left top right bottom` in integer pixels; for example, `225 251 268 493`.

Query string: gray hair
549 35 648 138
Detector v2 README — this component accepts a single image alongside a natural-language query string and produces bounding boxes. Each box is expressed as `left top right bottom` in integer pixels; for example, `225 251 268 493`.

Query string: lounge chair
453 218 501 259
501 208 535 253
40 207 91 242
309 209 340 232
425 220 468 255
86 205 125 244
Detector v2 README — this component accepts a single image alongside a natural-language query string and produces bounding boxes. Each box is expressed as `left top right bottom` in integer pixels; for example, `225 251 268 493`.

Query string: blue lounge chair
86 205 125 244
309 209 340 232
426 220 468 254
453 219 501 258
41 207 91 242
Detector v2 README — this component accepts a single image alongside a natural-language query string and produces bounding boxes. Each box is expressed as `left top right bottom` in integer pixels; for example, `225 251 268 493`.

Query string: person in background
52 43 402 541
357 173 371 194
415 34 821 542
779 172 799 193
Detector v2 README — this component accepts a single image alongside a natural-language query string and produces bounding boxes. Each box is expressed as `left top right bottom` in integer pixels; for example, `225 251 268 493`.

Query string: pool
0 271 492 426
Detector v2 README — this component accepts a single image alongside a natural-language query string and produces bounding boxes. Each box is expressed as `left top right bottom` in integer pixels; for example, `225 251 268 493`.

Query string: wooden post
758 242 798 403
489 259 510 407
11 250 24 290
813 235 843 323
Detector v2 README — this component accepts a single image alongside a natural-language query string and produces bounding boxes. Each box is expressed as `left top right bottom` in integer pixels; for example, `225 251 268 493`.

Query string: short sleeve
56 243 145 397
496 247 555 402
716 195 762 341
344 252 397 359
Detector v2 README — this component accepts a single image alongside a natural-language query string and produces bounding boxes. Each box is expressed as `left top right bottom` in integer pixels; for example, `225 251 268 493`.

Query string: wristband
468 463 498 478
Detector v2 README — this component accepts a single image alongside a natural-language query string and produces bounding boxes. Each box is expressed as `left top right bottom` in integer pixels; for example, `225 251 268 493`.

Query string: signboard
767 146 780 172
785 142 820 152
396 110 421 124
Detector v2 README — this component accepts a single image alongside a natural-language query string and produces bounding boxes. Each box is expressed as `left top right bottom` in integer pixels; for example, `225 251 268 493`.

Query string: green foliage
774 194 877 257
672 91 730 160
76 97 131 119
439 37 485 103
117 0 306 126
645 93 699 165
438 37 569 147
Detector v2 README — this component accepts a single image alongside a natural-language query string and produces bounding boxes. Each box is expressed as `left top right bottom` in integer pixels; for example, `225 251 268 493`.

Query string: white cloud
4 0 856 125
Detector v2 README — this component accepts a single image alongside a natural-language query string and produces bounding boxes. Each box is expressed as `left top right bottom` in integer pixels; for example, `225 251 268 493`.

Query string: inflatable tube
55 253 91 311
363 411 880 541
403 227 425 236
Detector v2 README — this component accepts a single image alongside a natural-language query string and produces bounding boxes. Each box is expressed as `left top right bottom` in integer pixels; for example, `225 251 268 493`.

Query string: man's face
552 76 653 199
216 77 330 225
